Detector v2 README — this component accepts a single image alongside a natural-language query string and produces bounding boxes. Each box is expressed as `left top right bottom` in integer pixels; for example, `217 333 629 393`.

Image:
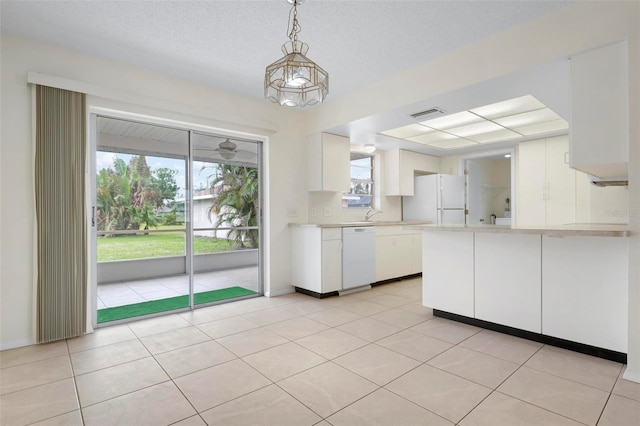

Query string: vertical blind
35 85 87 343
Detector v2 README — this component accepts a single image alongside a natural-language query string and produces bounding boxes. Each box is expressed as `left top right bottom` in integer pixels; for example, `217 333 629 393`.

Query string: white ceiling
0 0 570 102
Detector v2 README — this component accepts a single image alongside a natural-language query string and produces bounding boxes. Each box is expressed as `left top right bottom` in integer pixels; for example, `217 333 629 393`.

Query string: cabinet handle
564 152 570 164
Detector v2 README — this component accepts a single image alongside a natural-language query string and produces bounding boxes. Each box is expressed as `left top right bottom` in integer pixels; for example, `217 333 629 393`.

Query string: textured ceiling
0 0 570 102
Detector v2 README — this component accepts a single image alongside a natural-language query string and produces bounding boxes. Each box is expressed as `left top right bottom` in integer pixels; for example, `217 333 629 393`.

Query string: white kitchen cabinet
374 226 421 282
542 235 628 353
475 233 541 333
516 135 576 226
411 233 422 274
570 41 628 179
291 227 342 294
422 231 474 317
307 132 350 192
384 149 440 196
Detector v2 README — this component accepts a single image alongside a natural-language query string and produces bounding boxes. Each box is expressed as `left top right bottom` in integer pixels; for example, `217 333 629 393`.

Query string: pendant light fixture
264 0 329 107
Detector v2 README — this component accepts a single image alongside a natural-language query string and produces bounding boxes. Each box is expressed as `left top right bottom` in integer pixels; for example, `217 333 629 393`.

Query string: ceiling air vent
410 107 444 119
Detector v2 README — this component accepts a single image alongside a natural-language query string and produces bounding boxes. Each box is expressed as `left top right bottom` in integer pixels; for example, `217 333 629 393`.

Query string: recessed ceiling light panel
446 121 504 138
512 119 569 136
428 139 479 149
407 131 457 145
380 123 433 139
378 95 567 153
469 129 521 143
470 95 545 119
493 108 560 128
419 111 483 130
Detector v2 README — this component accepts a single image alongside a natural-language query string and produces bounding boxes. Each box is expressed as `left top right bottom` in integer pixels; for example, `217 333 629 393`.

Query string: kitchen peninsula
406 223 629 363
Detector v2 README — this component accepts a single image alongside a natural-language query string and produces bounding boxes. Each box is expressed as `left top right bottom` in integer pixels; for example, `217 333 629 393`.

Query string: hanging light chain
287 0 301 42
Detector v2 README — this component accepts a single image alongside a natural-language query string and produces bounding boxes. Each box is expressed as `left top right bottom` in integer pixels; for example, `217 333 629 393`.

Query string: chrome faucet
365 208 382 221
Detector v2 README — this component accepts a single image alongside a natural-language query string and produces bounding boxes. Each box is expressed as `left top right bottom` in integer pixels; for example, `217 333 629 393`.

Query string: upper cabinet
384 149 440 196
517 135 576 227
307 133 350 192
570 41 628 178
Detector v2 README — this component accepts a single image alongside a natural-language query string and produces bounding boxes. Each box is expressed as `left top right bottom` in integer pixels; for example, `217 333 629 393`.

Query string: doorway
91 116 262 326
462 150 515 226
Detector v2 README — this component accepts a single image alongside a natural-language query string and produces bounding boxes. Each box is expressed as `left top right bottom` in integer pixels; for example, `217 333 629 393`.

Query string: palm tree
207 165 259 248
140 202 160 234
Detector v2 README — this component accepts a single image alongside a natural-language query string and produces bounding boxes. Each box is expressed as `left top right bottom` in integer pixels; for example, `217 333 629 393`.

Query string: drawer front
374 226 417 237
322 228 342 241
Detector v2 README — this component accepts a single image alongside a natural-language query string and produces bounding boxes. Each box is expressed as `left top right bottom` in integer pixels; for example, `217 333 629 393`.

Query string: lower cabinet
291 225 422 296
421 230 628 353
422 232 474 318
291 227 342 294
321 231 343 293
475 233 541 333
542 235 628 353
374 227 421 282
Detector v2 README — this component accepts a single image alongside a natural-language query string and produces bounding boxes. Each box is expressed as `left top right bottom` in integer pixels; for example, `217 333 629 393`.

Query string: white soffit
379 95 568 150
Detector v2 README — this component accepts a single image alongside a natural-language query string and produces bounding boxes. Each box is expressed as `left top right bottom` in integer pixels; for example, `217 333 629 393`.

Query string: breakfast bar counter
406 223 629 362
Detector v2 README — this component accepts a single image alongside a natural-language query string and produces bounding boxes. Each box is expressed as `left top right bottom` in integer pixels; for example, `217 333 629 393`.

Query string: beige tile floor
2 277 639 426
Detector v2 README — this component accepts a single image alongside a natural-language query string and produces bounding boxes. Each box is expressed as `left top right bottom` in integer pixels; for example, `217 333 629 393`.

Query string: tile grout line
66 339 86 426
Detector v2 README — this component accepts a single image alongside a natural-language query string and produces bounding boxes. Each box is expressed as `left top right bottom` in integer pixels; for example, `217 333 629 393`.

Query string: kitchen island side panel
422 231 474 317
542 235 628 353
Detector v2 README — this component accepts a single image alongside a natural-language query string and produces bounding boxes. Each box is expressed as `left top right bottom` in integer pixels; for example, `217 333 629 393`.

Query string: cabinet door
570 41 628 178
308 133 350 192
375 235 395 282
517 139 546 226
322 239 343 293
545 136 576 226
384 149 439 196
475 233 541 333
422 232 474 317
542 236 628 352
291 228 322 293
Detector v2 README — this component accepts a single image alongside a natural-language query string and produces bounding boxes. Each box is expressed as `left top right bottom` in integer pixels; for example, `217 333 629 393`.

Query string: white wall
575 174 630 224
0 34 309 349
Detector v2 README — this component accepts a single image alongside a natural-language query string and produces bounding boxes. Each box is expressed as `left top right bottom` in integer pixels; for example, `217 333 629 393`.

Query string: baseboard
434 309 627 364
294 287 338 299
265 287 295 297
0 338 37 351
339 285 371 296
373 273 422 286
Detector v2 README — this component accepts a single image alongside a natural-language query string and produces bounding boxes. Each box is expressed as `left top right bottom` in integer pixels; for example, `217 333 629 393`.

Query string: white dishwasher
342 227 376 290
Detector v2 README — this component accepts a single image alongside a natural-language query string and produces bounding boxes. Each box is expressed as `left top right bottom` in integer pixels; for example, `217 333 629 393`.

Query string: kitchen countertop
404 223 629 237
289 220 432 228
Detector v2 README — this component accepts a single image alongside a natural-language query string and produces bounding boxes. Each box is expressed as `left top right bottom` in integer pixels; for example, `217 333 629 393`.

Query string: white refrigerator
402 174 466 224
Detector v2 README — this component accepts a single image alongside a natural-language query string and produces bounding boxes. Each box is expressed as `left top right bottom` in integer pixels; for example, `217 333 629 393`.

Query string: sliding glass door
92 116 262 326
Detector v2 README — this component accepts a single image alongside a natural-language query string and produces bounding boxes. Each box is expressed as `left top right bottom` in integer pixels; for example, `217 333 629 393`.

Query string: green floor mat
97 286 257 323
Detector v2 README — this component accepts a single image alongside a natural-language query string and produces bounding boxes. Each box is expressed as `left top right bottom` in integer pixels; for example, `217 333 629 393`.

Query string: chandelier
264 0 329 107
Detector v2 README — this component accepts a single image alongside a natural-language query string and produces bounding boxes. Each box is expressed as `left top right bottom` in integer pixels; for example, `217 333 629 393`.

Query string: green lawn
97 231 238 262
